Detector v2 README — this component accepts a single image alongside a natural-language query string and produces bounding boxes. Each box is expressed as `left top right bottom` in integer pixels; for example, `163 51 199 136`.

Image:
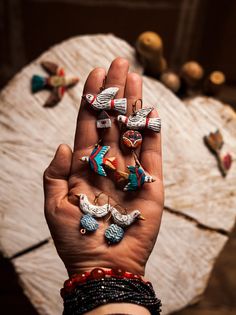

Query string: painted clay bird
117 107 161 132
31 61 79 107
80 145 117 176
110 207 145 228
77 194 110 217
85 87 127 114
116 165 155 191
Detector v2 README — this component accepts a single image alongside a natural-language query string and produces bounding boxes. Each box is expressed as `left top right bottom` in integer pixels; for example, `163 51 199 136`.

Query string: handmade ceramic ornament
97 110 112 128
204 129 233 177
105 224 124 244
80 145 117 176
122 130 142 149
80 214 99 234
77 194 110 234
78 194 111 217
105 207 144 244
116 165 155 191
31 61 79 107
117 107 161 132
85 87 127 114
110 207 144 228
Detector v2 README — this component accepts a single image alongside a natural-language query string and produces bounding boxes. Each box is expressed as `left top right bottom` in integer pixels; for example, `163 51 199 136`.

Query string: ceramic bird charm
77 193 111 217
116 165 155 191
31 61 79 107
117 107 161 132
80 145 117 176
85 87 127 114
110 208 144 228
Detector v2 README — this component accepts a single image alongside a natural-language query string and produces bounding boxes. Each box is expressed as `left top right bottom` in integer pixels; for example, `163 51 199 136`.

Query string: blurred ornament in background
180 61 204 96
136 31 167 77
31 61 79 107
204 129 233 177
160 71 181 93
204 71 226 96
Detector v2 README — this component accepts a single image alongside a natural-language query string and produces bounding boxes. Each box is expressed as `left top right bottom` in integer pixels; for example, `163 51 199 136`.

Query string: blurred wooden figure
136 31 167 77
180 61 204 96
204 129 232 177
204 71 226 96
160 71 181 93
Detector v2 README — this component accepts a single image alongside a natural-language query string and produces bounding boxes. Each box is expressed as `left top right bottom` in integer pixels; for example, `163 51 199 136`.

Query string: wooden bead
204 71 226 95
160 71 181 93
180 61 204 87
136 31 167 77
122 130 142 148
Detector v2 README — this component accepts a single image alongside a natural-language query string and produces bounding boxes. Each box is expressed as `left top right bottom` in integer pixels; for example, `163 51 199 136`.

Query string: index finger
74 67 106 152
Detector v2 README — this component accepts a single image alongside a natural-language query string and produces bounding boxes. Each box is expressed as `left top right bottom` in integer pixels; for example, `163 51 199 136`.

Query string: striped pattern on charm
117 107 161 132
80 145 117 177
85 87 127 114
77 193 111 217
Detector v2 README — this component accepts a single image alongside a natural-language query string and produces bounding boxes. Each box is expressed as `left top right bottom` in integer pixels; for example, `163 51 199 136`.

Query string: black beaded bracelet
63 277 161 315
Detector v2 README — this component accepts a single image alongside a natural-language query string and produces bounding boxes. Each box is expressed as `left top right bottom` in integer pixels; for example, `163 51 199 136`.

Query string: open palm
44 58 164 277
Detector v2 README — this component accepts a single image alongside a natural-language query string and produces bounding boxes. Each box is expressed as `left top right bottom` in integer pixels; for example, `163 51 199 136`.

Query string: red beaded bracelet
61 267 150 298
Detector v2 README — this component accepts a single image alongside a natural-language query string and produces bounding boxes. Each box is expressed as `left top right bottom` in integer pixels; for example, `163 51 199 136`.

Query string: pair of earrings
76 193 144 244
81 87 161 191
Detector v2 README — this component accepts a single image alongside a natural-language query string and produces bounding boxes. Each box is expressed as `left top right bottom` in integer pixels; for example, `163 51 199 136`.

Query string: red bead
106 269 112 276
124 272 132 279
112 268 124 277
133 274 142 280
90 268 105 279
64 279 74 289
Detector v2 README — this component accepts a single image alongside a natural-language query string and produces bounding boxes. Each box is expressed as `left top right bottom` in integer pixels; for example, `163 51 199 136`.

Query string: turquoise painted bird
31 61 79 107
116 165 155 191
80 145 117 177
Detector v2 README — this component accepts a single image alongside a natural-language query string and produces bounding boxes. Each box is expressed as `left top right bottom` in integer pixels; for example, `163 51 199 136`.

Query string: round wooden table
0 34 235 315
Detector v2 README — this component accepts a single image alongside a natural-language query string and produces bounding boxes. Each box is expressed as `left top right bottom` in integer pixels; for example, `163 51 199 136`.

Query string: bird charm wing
90 145 110 176
41 61 59 75
135 107 154 118
44 87 63 107
97 87 119 103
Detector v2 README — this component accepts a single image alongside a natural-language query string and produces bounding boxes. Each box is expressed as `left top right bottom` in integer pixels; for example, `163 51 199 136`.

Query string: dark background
0 0 236 314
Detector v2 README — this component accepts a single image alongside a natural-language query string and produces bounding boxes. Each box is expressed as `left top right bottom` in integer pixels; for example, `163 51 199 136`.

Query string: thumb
43 144 72 209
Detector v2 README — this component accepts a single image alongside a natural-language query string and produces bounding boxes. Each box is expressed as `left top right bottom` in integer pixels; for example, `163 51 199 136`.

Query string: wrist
62 268 161 315
84 303 151 315
62 267 149 296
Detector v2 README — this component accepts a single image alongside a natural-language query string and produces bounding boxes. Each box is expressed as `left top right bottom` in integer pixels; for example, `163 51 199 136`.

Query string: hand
43 57 164 277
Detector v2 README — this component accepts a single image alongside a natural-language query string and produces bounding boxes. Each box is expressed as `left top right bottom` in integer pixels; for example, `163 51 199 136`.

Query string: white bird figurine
77 194 110 217
110 207 145 228
117 107 161 132
85 87 127 114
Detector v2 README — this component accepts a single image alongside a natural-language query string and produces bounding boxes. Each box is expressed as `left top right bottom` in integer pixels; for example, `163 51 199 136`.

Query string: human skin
43 57 164 314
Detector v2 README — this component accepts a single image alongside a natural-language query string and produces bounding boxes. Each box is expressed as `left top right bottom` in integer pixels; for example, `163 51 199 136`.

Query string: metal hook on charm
132 98 143 114
94 191 106 205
